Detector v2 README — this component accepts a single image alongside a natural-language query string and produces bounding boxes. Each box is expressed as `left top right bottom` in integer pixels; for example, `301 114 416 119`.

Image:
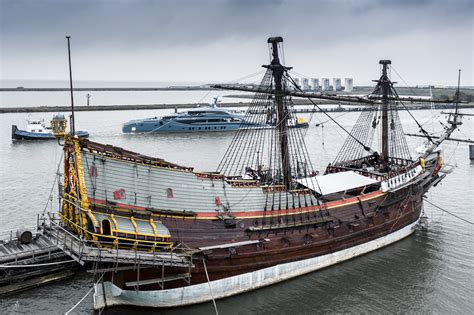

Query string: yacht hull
122 119 242 133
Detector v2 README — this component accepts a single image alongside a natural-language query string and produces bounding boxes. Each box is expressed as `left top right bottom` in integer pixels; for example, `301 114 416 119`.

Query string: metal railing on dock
0 225 65 265
39 216 194 269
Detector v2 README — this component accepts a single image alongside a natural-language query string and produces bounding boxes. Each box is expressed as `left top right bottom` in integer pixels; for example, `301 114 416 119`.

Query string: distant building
322 78 331 91
344 78 353 92
333 78 342 91
301 78 310 90
311 78 320 91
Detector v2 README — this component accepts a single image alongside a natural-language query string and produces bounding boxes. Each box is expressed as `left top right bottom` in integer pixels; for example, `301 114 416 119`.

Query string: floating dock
0 223 77 295
0 214 195 297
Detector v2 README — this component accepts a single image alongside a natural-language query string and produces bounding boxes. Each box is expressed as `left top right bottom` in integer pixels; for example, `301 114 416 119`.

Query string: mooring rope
423 198 474 225
64 286 94 315
64 269 106 315
202 258 219 315
0 259 76 268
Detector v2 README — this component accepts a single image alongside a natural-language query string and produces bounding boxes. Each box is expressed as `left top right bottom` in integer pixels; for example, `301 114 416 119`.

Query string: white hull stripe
94 218 419 309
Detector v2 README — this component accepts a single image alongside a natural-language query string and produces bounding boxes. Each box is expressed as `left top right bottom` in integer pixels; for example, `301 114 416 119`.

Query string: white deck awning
296 171 379 195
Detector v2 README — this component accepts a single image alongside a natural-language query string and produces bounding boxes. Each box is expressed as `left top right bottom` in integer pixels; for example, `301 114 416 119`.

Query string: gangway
39 217 195 269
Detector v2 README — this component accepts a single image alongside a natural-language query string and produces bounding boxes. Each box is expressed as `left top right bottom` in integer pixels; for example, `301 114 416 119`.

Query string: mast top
267 37 283 44
379 60 391 65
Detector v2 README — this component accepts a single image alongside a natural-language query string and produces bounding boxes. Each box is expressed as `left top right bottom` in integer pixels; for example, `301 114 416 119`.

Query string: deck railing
39 215 194 269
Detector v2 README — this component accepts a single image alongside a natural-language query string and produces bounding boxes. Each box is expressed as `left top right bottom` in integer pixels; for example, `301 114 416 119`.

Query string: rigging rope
423 198 474 225
43 152 64 216
285 72 375 155
391 66 423 99
202 258 219 315
391 87 435 144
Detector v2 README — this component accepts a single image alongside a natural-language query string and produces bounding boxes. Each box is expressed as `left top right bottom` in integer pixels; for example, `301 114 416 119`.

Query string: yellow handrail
58 213 173 250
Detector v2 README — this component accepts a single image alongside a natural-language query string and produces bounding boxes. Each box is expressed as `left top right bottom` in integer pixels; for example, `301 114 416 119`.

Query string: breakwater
0 86 212 92
0 102 473 114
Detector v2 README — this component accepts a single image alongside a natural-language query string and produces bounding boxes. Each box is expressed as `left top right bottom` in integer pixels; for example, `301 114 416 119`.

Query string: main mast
264 37 291 188
379 60 391 167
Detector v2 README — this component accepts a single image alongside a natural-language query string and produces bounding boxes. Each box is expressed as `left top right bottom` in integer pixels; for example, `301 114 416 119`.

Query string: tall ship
47 37 462 310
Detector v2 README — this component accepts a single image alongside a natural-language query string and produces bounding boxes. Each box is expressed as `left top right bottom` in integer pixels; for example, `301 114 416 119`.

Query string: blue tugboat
12 115 89 140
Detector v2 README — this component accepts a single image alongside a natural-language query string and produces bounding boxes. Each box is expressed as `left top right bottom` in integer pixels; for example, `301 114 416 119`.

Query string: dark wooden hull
106 182 423 291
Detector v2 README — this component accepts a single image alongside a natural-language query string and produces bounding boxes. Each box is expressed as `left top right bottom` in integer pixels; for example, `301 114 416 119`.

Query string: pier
0 223 76 295
0 214 195 296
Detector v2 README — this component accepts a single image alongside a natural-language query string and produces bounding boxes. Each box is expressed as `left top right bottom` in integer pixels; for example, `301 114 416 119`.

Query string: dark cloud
2 0 471 47
1 0 472 84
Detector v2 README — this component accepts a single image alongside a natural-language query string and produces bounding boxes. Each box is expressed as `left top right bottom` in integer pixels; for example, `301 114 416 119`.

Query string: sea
0 81 473 314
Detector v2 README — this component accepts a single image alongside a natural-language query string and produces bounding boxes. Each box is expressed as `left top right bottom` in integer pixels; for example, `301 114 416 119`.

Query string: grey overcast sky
1 0 473 86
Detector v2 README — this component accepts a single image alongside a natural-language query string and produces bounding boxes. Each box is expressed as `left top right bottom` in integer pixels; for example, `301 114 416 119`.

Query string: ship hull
93 216 420 309
62 138 426 310
90 181 422 309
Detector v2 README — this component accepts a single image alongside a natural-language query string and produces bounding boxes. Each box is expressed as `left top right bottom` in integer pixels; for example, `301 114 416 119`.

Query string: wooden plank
198 239 269 251
0 270 74 295
125 273 191 287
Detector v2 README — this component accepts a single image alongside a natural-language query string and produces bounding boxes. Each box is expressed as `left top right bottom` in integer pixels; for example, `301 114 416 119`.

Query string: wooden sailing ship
51 37 462 309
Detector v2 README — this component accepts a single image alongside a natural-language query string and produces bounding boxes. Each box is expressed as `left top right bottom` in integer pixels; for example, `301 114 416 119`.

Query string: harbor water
0 86 473 314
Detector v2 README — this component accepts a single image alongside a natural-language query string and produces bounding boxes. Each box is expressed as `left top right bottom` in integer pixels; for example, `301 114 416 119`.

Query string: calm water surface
0 91 472 314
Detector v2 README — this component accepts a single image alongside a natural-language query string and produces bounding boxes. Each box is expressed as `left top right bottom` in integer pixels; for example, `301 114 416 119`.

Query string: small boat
290 117 309 128
262 105 308 129
12 115 89 140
